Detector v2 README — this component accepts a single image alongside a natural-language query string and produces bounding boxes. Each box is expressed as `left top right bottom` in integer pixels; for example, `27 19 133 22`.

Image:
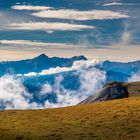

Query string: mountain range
0 54 140 76
0 54 140 109
0 54 87 76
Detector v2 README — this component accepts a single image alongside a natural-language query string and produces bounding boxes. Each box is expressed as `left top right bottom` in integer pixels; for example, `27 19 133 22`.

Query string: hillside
0 97 140 140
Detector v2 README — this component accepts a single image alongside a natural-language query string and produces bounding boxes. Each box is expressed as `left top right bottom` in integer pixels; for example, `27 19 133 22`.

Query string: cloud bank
8 22 95 31
42 67 106 108
18 59 99 77
32 9 129 20
0 59 106 110
0 75 33 110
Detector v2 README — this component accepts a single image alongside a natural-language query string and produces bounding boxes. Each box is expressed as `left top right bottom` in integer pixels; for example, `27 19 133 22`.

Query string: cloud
12 5 52 11
24 72 37 77
43 75 81 108
32 9 129 20
18 59 106 108
18 59 99 77
41 64 106 108
79 68 106 96
0 75 32 110
0 40 73 48
18 59 105 109
103 2 125 6
0 59 106 110
128 71 140 82
8 22 95 31
40 67 71 76
40 83 53 96
103 2 135 6
0 75 53 110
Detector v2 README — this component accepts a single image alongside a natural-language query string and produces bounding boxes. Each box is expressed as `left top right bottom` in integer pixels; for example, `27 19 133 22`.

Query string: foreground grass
0 97 140 140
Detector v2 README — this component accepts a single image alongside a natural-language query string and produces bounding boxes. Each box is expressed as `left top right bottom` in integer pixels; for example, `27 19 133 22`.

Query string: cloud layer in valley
0 75 33 110
17 59 100 77
0 59 106 110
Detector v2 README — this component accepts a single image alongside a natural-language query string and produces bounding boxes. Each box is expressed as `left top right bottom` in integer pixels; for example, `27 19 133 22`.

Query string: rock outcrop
80 81 129 104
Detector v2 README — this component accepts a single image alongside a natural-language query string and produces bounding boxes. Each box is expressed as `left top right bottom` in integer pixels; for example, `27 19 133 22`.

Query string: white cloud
8 22 95 31
0 40 73 48
17 59 104 108
128 71 140 82
0 75 47 110
103 2 124 6
0 59 106 110
20 59 99 77
32 9 129 20
103 2 135 6
40 83 53 95
43 75 81 108
41 64 106 108
12 5 52 11
24 72 37 77
0 75 31 110
0 40 48 46
79 68 106 96
40 67 71 76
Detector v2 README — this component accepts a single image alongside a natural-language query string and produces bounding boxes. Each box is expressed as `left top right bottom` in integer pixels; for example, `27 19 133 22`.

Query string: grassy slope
0 97 140 140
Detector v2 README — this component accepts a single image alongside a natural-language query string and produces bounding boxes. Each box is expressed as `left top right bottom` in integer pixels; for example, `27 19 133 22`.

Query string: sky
0 0 140 61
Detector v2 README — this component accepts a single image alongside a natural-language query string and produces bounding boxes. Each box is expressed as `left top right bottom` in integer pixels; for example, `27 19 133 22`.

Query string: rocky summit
80 81 140 104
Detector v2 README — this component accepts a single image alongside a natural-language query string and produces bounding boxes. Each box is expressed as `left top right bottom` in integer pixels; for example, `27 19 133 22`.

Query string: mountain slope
0 97 140 140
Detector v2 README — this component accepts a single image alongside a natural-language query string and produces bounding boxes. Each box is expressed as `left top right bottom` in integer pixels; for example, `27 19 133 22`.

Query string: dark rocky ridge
80 81 131 104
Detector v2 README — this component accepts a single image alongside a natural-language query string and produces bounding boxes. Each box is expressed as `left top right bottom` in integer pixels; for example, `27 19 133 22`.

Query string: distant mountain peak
71 55 87 61
33 54 87 61
34 54 48 60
